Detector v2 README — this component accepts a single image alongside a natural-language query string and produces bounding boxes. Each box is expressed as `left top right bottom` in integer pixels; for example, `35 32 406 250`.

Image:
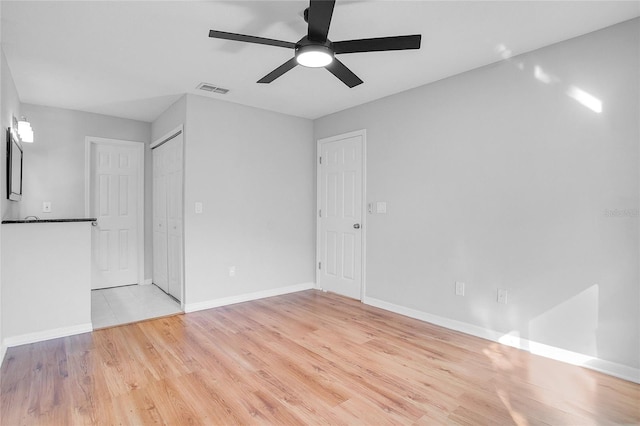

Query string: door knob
353 223 360 229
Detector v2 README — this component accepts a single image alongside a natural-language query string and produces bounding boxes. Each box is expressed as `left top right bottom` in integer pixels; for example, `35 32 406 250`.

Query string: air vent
196 83 229 94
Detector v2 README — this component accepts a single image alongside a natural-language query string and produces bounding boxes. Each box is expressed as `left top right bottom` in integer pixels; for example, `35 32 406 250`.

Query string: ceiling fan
208 0 421 88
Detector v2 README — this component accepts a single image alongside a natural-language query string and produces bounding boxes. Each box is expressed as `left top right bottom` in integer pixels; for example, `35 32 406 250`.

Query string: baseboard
185 282 315 313
3 323 94 348
142 279 153 285
363 296 640 384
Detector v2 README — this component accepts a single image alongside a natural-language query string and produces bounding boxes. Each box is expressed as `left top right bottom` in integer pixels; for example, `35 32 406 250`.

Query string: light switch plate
195 202 203 214
376 201 387 214
42 201 52 213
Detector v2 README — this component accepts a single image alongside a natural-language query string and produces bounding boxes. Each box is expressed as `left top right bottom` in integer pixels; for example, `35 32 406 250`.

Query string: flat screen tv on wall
6 127 23 201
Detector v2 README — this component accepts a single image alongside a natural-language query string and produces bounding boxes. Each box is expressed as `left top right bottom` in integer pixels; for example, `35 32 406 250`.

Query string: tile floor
91 284 182 329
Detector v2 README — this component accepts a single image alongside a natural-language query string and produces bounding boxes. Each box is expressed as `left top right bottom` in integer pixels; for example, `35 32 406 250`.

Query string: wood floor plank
1 289 638 425
296 329 458 419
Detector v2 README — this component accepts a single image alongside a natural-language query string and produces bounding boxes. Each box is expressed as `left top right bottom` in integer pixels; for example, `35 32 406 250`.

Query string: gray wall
1 49 20 221
151 94 186 142
18 104 153 279
1 45 22 360
182 94 315 305
0 16 5 357
314 19 639 369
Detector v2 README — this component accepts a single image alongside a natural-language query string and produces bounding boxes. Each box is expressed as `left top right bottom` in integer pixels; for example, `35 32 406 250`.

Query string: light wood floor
1 290 638 425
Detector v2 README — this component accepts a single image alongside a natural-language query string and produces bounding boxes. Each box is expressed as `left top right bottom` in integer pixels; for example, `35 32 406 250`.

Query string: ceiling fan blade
334 34 422 54
307 0 335 42
325 58 363 88
257 57 299 84
209 30 296 49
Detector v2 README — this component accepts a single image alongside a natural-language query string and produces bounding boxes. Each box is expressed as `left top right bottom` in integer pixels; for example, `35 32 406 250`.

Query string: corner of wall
1 47 22 222
0 10 4 367
0 343 6 368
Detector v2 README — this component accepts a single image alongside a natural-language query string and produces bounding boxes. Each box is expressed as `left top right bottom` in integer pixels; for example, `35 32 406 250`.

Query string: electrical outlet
42 201 52 213
195 202 203 214
455 281 465 296
497 288 508 304
229 266 235 277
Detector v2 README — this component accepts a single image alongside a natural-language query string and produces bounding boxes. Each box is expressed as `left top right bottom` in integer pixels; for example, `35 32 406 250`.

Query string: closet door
152 131 184 302
152 143 169 293
166 135 183 301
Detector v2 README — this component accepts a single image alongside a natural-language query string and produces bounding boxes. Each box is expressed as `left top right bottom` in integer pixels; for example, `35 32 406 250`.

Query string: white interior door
152 130 183 301
91 142 140 289
317 131 365 300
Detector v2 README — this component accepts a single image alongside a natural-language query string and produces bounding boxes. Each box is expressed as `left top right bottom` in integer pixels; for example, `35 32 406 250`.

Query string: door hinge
318 209 322 218
318 261 321 270
319 156 322 165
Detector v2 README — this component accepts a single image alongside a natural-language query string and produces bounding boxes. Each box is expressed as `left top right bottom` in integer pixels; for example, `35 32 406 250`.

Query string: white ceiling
2 1 638 123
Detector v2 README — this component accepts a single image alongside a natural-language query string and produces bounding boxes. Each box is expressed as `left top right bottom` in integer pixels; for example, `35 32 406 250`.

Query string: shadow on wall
483 284 639 425
499 284 599 365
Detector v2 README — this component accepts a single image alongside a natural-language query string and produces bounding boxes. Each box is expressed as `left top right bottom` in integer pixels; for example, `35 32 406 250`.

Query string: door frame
84 136 146 287
151 125 185 308
315 129 367 300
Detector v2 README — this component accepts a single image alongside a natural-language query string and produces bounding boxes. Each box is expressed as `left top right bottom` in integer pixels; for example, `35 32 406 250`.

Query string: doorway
316 130 366 300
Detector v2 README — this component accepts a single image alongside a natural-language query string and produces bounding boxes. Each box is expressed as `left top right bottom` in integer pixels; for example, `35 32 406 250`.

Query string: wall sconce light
17 116 34 143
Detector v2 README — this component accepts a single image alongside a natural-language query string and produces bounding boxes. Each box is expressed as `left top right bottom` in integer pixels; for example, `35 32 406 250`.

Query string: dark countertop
2 218 97 224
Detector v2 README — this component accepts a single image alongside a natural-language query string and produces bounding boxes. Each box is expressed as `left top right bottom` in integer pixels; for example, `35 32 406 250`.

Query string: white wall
180 94 315 307
1 222 92 343
18 104 153 279
315 19 639 370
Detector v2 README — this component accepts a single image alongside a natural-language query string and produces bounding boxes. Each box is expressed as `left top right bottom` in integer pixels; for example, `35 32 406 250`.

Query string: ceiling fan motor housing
295 37 335 67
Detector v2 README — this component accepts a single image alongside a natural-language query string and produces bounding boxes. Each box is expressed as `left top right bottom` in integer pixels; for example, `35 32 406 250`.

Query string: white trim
184 282 314 313
364 296 640 384
3 323 93 348
142 279 153 285
316 129 367 300
0 344 6 366
85 136 146 286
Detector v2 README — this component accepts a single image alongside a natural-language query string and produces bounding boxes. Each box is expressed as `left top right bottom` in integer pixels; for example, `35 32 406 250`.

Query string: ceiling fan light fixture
296 44 333 68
